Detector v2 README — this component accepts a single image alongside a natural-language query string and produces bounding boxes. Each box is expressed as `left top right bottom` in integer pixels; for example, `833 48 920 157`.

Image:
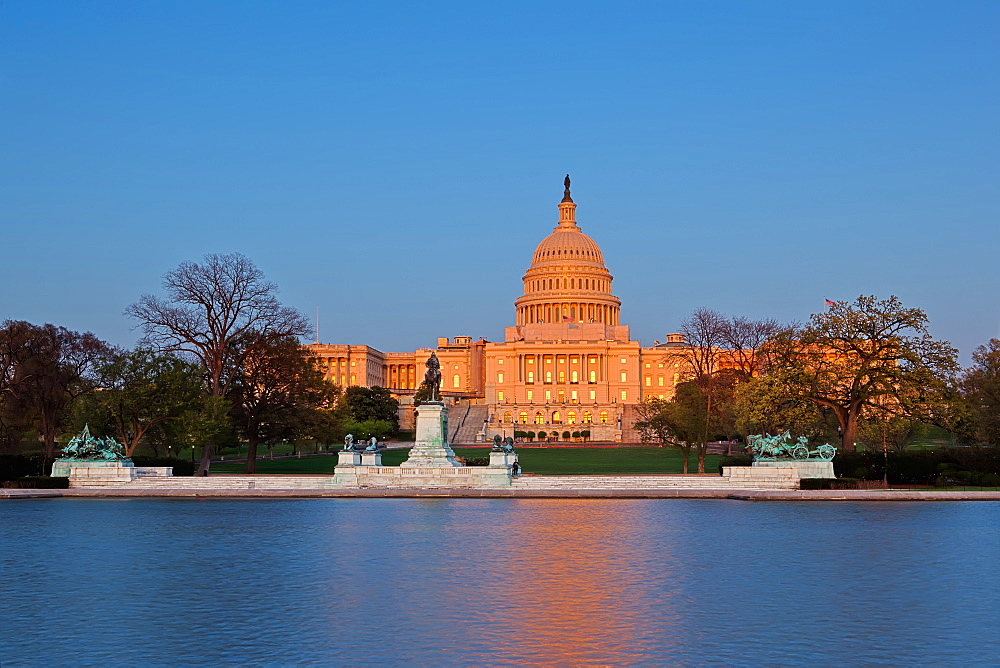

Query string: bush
572 431 581 439
3 476 69 489
461 457 489 467
0 455 44 482
527 431 535 440
562 431 571 439
717 454 753 475
514 430 526 439
800 477 861 490
537 431 546 439
131 456 194 476
581 429 590 440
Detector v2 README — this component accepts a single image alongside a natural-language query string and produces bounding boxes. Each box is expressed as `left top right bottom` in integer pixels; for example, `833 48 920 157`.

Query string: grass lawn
210 447 725 475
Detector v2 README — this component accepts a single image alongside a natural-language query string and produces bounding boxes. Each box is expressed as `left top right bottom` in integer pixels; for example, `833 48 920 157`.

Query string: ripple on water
1 498 999 665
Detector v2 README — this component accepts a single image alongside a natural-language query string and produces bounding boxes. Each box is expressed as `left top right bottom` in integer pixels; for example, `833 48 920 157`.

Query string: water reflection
1 499 999 665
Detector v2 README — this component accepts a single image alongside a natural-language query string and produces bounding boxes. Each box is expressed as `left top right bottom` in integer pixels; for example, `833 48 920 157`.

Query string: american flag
824 298 836 307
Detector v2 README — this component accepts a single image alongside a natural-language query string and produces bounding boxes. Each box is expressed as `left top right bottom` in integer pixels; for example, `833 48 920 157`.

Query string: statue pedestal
337 451 361 467
401 402 460 467
753 460 834 479
489 452 517 468
51 459 134 478
360 452 383 466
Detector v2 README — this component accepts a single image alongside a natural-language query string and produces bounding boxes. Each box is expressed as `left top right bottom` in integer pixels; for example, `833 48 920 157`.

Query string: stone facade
306 182 700 442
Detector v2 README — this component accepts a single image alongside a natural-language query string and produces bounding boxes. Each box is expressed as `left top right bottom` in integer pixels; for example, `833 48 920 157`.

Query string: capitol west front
308 180 688 442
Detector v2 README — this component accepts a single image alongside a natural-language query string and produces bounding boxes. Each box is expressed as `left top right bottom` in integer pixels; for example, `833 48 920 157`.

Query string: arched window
527 371 535 383
534 411 544 425
582 411 592 424
503 411 512 423
519 411 528 424
600 411 609 424
545 371 552 383
571 370 578 383
552 411 562 424
589 370 597 383
567 411 576 424
453 374 461 388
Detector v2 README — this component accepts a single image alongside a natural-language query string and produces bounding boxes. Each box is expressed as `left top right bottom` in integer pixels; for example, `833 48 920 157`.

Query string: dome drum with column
508 178 626 343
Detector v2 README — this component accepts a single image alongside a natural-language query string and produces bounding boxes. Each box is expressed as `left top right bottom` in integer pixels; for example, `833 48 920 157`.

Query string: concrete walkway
4 487 1000 501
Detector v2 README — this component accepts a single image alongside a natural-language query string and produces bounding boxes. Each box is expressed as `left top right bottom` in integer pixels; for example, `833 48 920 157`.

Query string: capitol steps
451 405 489 444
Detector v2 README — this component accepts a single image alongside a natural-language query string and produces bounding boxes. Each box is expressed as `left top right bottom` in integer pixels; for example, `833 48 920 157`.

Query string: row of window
500 410 610 425
529 276 609 291
496 390 627 402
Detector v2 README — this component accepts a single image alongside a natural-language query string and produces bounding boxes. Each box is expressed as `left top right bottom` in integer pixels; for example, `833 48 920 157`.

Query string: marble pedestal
401 402 460 467
753 460 835 478
51 459 135 477
337 451 361 466
361 452 383 466
489 452 517 468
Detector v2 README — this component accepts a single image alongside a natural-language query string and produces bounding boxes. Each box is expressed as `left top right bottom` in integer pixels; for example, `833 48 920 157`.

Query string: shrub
717 454 753 475
581 429 590 440
800 477 861 490
537 431 546 439
561 431 571 439
527 431 535 440
131 456 194 476
514 430 525 439
4 476 69 489
572 431 580 439
0 455 43 482
462 457 489 467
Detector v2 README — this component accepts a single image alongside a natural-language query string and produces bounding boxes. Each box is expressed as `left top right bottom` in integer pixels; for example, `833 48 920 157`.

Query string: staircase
450 405 489 444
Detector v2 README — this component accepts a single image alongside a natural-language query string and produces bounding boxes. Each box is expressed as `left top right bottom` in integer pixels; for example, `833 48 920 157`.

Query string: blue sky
2 1 998 364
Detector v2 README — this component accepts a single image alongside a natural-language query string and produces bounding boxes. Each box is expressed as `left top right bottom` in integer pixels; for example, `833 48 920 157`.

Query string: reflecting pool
2 499 998 665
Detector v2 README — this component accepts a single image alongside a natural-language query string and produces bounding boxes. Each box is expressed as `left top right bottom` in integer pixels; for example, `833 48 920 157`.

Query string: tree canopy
126 253 309 473
759 295 959 452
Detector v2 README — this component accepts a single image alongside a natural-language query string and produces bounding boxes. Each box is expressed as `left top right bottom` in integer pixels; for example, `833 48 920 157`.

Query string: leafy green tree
229 336 338 474
634 383 710 474
734 375 834 442
342 419 395 442
146 395 233 461
856 414 927 454
759 296 959 452
339 386 399 432
960 339 1000 445
73 348 203 456
0 320 108 459
126 252 309 474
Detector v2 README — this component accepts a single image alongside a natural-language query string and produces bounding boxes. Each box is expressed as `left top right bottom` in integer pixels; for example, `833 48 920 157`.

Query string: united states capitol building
307 179 691 442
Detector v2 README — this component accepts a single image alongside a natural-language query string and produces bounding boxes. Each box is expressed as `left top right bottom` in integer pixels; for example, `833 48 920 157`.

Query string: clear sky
2 1 998 364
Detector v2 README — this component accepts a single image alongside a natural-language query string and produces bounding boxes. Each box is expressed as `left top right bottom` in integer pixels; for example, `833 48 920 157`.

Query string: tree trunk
245 436 259 474
196 443 213 476
697 445 706 474
682 449 690 474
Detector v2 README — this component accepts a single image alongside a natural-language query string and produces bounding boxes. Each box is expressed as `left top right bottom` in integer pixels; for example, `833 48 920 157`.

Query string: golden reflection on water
486 500 681 663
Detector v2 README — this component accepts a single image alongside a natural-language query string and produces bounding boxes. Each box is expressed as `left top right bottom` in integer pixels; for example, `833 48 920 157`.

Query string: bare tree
660 308 727 472
126 253 309 474
720 316 783 380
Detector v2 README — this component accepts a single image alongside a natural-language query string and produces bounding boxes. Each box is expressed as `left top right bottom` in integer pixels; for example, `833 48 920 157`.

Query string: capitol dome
514 177 621 327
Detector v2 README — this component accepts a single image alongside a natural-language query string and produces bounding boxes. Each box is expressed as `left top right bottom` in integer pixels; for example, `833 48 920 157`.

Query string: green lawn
210 447 725 475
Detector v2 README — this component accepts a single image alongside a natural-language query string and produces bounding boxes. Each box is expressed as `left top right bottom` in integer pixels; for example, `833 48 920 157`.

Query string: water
2 499 999 665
